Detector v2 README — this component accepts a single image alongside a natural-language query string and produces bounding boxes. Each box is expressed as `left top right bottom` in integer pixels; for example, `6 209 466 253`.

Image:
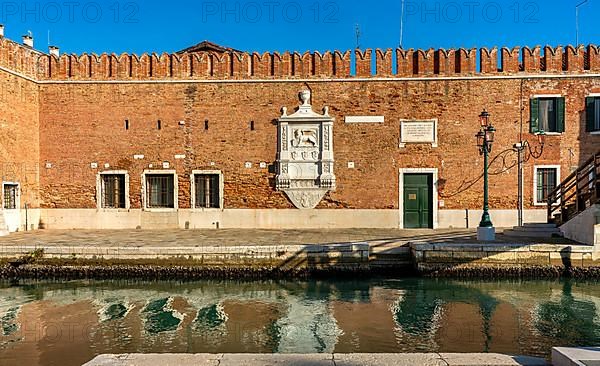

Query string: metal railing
548 150 600 225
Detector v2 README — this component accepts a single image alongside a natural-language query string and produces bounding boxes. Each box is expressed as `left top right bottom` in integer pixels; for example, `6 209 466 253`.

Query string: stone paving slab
334 353 446 366
0 229 579 248
440 354 548 366
83 353 549 366
221 354 333 365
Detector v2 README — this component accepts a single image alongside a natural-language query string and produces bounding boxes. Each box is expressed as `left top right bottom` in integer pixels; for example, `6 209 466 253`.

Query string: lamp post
476 110 496 241
513 132 546 227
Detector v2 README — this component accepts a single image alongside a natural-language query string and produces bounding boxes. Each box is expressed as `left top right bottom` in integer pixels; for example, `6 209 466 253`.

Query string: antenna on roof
575 0 589 45
400 0 405 48
47 30 50 47
355 24 361 49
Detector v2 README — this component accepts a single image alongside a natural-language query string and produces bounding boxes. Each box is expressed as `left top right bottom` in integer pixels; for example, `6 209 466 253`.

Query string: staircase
548 150 600 226
0 210 8 236
503 223 562 238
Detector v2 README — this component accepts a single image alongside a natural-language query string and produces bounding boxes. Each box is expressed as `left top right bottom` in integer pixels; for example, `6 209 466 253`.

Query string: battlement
0 37 599 81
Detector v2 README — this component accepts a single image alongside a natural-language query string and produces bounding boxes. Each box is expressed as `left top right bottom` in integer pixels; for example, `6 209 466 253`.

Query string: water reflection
0 278 599 366
534 282 600 345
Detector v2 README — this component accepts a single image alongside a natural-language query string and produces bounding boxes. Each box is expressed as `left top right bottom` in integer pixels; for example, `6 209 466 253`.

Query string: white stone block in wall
344 116 385 123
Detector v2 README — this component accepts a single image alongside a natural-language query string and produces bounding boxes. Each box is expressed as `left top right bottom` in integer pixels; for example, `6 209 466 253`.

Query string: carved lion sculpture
292 129 318 147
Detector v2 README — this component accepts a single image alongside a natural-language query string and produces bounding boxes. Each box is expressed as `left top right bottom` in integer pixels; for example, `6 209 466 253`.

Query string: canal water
1 278 600 366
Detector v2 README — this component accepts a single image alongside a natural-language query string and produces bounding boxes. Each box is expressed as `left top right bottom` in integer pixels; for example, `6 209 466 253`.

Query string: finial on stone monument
323 106 329 116
281 106 288 117
299 90 311 106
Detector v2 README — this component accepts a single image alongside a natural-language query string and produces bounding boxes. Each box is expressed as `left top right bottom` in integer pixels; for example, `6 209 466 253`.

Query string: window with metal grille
3 184 17 209
536 168 558 204
101 175 126 209
194 174 220 208
146 174 175 208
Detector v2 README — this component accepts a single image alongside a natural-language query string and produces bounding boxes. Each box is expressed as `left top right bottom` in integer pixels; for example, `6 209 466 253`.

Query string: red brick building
0 31 599 231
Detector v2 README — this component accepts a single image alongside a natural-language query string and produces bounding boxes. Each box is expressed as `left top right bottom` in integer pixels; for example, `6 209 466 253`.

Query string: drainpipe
25 203 28 231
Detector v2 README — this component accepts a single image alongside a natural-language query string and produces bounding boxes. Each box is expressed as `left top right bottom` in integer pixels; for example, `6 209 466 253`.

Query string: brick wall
38 77 600 210
0 70 39 208
0 37 598 212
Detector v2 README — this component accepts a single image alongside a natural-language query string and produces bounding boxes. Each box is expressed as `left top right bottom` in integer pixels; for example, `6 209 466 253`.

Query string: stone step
503 229 562 238
523 223 558 229
510 226 560 233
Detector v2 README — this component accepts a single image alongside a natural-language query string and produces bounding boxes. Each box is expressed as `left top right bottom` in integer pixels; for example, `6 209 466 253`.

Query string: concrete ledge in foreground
552 347 600 366
83 353 549 366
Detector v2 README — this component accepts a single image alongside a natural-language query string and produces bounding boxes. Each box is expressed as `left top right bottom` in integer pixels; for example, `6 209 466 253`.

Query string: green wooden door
404 174 433 229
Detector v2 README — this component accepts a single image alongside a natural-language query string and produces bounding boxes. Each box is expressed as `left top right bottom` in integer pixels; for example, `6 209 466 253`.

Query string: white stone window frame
587 93 600 135
96 171 130 210
531 94 564 136
399 119 438 148
398 168 439 229
533 165 561 207
142 170 179 211
190 170 224 210
2 182 20 210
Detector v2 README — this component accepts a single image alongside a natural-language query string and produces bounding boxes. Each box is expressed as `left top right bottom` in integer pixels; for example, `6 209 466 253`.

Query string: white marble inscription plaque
400 119 438 147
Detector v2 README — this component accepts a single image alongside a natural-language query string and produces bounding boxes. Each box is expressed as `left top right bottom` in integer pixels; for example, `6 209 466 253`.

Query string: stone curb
83 353 549 366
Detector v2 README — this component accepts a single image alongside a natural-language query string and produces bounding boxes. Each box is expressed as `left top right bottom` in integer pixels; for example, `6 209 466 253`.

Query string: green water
1 278 600 365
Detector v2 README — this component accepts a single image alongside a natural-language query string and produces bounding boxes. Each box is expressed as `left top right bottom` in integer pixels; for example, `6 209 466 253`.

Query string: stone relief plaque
291 128 319 148
400 119 438 147
276 90 336 209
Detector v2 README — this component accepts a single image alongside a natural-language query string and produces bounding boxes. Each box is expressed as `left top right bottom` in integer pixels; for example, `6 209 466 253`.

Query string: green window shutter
556 97 566 133
530 98 539 133
586 97 596 132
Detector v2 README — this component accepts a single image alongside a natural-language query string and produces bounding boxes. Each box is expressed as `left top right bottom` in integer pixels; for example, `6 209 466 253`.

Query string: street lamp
476 109 496 241
513 131 546 226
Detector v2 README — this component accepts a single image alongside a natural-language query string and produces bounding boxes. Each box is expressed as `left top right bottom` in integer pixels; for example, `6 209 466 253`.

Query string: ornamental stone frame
276 90 336 209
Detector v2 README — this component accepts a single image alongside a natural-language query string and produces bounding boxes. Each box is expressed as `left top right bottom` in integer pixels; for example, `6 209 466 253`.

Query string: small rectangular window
536 167 558 204
3 184 17 210
101 174 126 209
146 174 175 208
194 174 221 209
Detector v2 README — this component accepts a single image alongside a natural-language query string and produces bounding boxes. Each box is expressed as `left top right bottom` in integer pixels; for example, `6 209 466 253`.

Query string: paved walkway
84 353 548 366
0 229 577 249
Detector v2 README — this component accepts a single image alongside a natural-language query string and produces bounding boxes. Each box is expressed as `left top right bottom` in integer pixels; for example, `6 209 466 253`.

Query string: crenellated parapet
0 37 43 79
1 36 599 81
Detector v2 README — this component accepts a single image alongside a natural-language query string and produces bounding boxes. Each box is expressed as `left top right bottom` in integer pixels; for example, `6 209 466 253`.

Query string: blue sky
0 0 598 54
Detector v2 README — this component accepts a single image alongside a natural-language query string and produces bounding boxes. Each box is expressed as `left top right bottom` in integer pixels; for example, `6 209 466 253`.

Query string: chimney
0 25 4 38
49 46 59 57
22 34 33 48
